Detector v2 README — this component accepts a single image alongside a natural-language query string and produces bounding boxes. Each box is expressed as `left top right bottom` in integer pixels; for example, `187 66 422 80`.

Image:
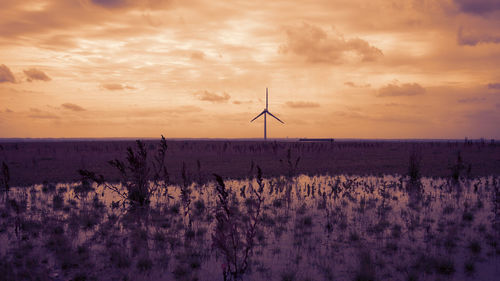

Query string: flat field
0 139 499 186
0 139 499 281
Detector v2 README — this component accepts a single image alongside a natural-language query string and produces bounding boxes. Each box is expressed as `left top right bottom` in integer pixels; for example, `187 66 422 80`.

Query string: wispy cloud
101 83 135 91
194 90 230 103
345 81 370 88
286 101 320 108
378 83 426 97
169 105 203 114
28 108 59 119
28 114 60 119
61 103 86 111
457 97 486 103
233 100 253 105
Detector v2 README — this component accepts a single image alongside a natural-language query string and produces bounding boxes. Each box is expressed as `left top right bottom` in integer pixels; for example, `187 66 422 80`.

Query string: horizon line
0 137 496 142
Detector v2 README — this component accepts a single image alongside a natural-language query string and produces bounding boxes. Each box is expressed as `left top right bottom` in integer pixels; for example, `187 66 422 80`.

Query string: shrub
79 135 170 207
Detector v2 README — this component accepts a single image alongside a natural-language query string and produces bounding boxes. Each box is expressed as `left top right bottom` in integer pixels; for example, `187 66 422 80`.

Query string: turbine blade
267 111 284 124
250 110 266 122
266 88 268 110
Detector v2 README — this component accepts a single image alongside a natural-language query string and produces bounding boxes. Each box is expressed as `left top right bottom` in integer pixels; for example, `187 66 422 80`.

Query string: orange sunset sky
0 0 499 139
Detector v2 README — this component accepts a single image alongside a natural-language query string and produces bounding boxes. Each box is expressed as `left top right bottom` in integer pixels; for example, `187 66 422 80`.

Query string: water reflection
0 175 499 280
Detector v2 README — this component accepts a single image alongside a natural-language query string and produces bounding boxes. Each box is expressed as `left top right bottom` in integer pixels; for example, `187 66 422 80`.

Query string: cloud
457 27 500 46
0 1 176 42
286 101 320 108
23 68 51 82
464 110 499 123
488 83 500 89
190 51 205 60
232 100 252 105
378 83 426 97
194 90 230 103
102 83 124 90
345 81 371 88
101 83 134 90
61 103 86 111
169 105 203 114
454 0 500 14
0 64 15 83
0 1 499 139
457 97 486 103
28 114 60 119
90 0 173 9
28 108 59 119
91 0 128 8
280 23 383 63
332 109 424 124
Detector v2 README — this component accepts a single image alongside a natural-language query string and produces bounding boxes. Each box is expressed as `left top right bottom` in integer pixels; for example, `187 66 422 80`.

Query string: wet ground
1 175 499 280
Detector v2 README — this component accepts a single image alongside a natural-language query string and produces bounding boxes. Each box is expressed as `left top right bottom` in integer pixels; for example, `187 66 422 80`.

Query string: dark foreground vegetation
0 170 498 280
0 138 499 187
0 137 498 280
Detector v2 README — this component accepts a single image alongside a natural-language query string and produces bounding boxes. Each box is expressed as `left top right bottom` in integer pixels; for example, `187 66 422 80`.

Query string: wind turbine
250 88 284 140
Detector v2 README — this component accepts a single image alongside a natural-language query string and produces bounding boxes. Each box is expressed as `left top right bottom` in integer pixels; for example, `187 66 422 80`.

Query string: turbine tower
250 88 284 140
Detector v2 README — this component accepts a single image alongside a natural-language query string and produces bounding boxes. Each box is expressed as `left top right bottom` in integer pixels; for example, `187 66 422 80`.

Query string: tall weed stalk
408 148 421 185
0 161 9 191
213 167 264 280
79 135 169 206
